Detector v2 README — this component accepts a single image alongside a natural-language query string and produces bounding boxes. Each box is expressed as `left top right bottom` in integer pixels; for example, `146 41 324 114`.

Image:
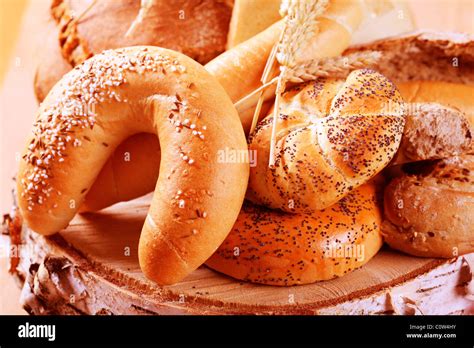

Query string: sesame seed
21 48 185 209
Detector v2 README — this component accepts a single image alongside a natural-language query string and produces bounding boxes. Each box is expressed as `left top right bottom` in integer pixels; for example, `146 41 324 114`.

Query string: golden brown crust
247 69 405 212
383 155 474 258
35 0 233 101
33 1 72 102
226 0 281 49
206 184 383 286
80 133 160 212
18 47 249 285
81 21 283 211
345 31 474 85
397 81 474 126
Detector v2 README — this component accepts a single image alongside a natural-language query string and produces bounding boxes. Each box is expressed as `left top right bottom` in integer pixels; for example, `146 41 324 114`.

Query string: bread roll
207 184 382 286
18 47 249 285
35 0 233 101
383 155 474 258
84 32 474 215
82 0 369 212
247 69 405 212
80 21 283 211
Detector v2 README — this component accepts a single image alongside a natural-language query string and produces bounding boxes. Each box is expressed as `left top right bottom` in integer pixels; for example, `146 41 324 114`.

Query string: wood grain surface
7 194 474 314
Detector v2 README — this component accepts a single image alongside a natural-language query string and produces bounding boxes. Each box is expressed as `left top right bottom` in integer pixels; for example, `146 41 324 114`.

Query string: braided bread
247 69 405 212
17 47 249 285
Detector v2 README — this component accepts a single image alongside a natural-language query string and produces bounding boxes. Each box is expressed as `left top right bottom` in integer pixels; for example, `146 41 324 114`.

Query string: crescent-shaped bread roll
17 47 249 285
81 0 368 212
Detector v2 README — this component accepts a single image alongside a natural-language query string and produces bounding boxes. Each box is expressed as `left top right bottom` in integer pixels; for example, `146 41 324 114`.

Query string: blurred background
0 0 473 314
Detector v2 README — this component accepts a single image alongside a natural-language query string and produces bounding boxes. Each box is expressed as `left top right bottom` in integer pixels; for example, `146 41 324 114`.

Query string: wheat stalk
249 41 280 135
276 0 329 68
268 0 329 166
287 51 382 82
233 50 381 111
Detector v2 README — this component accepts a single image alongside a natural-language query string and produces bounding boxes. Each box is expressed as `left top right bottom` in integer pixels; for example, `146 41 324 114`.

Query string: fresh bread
391 102 472 165
81 21 283 211
247 69 405 212
347 32 474 258
35 0 233 101
206 19 284 130
345 32 474 124
207 183 383 286
383 155 474 258
17 47 249 285
397 81 474 126
79 133 160 212
345 31 474 86
81 0 370 212
351 0 414 45
226 0 282 49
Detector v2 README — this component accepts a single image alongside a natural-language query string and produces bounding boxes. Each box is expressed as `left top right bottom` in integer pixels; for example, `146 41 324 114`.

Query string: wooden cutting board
6 193 473 315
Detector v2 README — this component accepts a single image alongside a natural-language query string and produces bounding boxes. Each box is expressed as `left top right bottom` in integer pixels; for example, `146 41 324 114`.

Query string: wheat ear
268 0 329 167
287 51 382 82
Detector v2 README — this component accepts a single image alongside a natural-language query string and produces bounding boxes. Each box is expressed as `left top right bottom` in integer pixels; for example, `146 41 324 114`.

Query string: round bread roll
206 184 383 286
247 69 405 213
383 155 474 258
17 47 249 285
347 32 474 258
35 0 233 101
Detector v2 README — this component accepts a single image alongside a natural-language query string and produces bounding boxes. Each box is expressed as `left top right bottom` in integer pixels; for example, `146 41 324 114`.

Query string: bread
79 133 160 212
247 69 405 212
383 155 474 258
207 183 383 286
346 32 474 258
351 0 414 45
82 0 369 212
35 0 233 101
79 21 283 211
391 102 472 165
17 47 249 285
226 0 282 49
397 81 474 126
345 32 474 123
345 31 474 86
206 19 284 131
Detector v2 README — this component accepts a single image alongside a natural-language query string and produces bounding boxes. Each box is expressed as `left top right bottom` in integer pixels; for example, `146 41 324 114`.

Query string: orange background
0 0 473 314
